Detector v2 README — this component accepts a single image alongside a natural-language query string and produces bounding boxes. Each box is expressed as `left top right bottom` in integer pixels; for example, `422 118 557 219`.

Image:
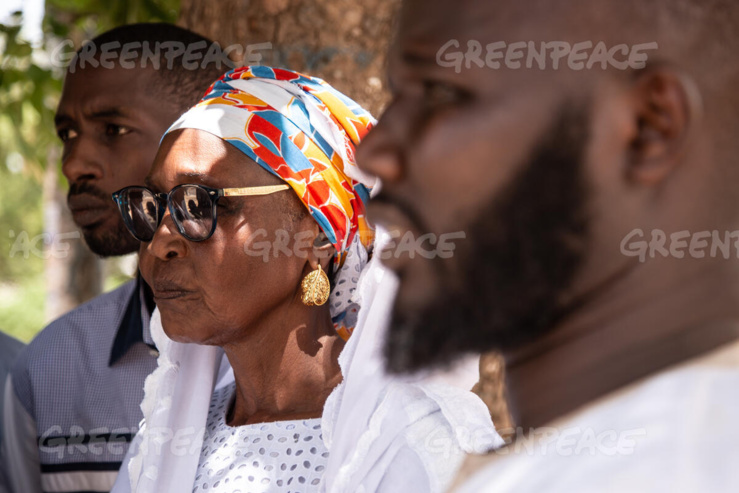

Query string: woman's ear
308 231 336 271
627 67 702 186
298 223 336 272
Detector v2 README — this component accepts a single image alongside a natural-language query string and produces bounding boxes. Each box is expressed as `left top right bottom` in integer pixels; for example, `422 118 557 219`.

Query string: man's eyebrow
54 113 73 127
89 108 128 120
54 107 129 127
401 50 438 67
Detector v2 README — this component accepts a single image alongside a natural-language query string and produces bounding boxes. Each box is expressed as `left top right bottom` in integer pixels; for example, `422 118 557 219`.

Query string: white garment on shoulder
455 338 739 493
319 240 503 493
113 227 502 493
193 383 328 493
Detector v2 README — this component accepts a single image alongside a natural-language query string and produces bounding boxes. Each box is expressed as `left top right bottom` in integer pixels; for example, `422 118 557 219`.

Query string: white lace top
192 383 329 493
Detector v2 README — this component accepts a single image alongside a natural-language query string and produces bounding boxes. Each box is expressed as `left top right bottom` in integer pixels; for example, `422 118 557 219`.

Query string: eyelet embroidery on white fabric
193 383 328 492
329 234 368 336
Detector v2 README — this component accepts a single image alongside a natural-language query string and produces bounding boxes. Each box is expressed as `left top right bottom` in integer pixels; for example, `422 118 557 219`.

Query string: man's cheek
395 255 445 315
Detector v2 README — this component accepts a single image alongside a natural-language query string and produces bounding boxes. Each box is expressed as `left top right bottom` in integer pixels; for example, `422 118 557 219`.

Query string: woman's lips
153 290 192 300
151 280 197 300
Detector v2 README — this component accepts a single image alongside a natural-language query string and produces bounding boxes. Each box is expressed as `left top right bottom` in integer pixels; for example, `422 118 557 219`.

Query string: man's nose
61 136 105 184
357 103 409 183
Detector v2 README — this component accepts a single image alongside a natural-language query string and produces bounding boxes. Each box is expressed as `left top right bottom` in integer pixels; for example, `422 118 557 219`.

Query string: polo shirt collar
109 276 156 367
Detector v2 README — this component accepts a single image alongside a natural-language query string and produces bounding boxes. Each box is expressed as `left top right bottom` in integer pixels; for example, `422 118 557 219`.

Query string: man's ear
627 67 702 186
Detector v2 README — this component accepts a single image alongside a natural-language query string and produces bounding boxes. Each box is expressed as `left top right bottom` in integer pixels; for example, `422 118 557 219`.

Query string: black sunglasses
112 183 290 242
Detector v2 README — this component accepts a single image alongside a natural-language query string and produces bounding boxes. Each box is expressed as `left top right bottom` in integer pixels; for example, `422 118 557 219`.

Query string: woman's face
139 128 319 345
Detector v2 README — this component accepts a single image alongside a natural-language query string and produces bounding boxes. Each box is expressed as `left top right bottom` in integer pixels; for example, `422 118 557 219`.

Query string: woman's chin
159 311 208 344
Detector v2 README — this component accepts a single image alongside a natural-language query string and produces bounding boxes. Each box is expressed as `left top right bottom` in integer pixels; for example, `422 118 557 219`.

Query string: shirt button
149 348 160 358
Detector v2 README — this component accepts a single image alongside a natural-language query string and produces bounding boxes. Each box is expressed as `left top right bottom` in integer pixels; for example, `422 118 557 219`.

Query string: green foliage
0 161 45 342
0 12 60 180
0 167 44 281
0 276 45 343
45 0 179 40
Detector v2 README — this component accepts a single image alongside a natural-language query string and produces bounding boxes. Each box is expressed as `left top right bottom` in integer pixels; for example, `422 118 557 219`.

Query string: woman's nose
144 211 188 261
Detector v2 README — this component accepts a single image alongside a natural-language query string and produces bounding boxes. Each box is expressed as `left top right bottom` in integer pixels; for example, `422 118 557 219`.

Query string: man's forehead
57 65 156 116
399 0 491 54
393 0 643 97
57 91 132 116
398 0 601 50
62 63 159 101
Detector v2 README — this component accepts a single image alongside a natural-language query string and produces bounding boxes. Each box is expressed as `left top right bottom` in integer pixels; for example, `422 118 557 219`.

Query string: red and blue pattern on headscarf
165 66 378 338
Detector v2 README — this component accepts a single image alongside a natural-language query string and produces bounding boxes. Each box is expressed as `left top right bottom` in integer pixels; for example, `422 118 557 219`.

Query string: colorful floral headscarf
165 66 377 338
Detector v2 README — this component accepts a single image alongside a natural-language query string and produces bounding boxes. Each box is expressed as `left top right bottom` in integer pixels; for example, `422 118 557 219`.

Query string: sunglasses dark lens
121 188 159 242
171 185 214 240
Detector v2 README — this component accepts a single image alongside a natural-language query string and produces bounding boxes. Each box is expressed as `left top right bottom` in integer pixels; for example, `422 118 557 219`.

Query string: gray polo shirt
2 279 158 493
0 331 25 493
0 332 25 445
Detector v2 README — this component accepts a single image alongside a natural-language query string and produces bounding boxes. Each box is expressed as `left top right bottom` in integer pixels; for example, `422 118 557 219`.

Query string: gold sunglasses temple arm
222 184 291 197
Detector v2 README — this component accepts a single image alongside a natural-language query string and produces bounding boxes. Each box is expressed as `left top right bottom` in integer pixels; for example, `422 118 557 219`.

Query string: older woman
111 67 500 493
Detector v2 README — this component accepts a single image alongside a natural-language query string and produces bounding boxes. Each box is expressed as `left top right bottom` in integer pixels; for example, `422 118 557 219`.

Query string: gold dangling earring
301 264 330 306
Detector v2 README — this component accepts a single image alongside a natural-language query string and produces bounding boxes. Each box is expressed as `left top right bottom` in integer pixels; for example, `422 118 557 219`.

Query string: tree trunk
177 0 512 432
43 150 102 321
178 0 397 116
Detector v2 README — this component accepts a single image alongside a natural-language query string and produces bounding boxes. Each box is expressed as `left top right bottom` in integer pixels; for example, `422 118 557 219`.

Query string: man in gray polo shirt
0 333 24 442
0 332 24 493
1 24 226 493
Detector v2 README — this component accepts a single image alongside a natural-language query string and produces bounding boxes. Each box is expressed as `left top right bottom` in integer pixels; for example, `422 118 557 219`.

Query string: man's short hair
71 23 230 112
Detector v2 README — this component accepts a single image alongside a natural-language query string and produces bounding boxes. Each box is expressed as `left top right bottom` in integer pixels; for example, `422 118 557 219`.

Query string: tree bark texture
178 0 398 116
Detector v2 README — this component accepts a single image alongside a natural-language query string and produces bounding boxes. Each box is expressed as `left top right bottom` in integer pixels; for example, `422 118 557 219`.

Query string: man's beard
68 182 140 257
385 105 591 374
